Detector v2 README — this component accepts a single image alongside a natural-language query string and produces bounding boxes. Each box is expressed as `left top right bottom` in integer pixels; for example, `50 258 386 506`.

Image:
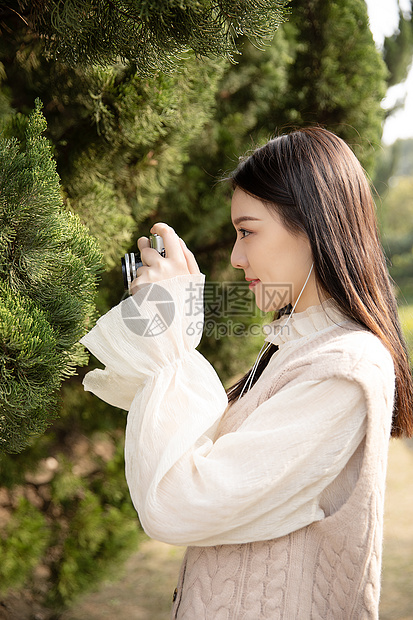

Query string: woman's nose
231 241 247 270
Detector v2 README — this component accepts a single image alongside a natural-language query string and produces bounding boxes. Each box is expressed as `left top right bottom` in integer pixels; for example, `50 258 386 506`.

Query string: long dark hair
227 127 413 439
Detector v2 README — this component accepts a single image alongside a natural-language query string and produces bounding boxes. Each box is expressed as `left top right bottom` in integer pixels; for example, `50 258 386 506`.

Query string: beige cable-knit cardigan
80 274 395 619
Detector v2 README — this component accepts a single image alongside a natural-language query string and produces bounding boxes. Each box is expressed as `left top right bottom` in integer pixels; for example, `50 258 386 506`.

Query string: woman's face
230 188 320 313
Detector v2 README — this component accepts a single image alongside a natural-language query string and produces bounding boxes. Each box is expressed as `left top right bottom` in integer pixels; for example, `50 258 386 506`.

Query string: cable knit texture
80 276 395 620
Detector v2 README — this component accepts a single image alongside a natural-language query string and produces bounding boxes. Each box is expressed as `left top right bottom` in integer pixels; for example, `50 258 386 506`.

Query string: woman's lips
247 279 260 289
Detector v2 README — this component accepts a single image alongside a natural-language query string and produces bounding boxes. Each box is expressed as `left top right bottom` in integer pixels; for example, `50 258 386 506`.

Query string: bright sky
365 0 413 144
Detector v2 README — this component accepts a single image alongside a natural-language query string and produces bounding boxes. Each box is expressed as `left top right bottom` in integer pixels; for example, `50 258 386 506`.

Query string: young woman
81 128 412 619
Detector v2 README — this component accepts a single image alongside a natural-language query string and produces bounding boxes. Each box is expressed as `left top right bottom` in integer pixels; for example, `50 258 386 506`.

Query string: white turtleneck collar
263 298 352 347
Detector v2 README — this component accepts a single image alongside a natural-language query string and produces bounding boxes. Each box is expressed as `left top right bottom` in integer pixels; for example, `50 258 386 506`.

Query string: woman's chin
254 288 290 314
254 297 278 314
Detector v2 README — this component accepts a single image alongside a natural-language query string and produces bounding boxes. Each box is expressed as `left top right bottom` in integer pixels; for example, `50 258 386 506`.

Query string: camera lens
121 234 165 292
122 252 142 291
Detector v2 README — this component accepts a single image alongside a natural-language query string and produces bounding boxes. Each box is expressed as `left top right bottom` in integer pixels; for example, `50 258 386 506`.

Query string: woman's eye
238 228 251 238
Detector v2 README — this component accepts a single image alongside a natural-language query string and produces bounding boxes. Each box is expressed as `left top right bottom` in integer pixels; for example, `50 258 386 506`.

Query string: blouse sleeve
80 273 227 413
126 375 366 546
80 274 368 547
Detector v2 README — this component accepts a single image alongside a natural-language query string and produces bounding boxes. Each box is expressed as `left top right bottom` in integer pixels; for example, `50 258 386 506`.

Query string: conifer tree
0 22 227 267
0 10 228 610
4 0 289 74
0 101 101 453
281 0 388 171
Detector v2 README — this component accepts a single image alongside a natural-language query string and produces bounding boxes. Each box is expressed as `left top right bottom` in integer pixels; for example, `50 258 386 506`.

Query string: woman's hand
130 223 200 295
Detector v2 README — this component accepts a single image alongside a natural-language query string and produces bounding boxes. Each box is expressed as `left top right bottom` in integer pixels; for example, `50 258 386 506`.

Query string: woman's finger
179 238 201 275
139 246 164 267
137 236 150 252
150 223 183 263
138 235 160 267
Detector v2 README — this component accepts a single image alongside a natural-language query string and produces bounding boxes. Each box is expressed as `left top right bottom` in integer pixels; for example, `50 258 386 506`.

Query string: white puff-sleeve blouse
80 274 367 546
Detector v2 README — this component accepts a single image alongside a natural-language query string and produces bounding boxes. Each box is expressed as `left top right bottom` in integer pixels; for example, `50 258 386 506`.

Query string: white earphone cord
238 263 314 400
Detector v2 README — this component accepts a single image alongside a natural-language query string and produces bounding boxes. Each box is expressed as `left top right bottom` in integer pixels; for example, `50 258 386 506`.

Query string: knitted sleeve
80 275 378 547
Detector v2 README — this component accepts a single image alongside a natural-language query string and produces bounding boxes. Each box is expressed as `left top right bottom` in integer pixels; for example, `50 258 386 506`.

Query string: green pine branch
0 100 102 453
16 0 290 73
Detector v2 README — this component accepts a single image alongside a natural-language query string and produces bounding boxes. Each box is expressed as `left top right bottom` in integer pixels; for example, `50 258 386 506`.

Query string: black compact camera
121 234 166 292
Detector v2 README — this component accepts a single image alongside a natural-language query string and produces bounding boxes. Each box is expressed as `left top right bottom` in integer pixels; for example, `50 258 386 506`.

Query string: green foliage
54 491 134 603
0 287 61 453
0 102 102 453
0 20 227 266
381 177 413 237
374 139 413 299
61 58 227 266
0 428 142 607
384 7 413 87
0 33 223 593
393 138 413 177
373 138 413 199
17 0 289 74
47 441 140 606
0 498 49 592
0 395 140 606
282 0 388 171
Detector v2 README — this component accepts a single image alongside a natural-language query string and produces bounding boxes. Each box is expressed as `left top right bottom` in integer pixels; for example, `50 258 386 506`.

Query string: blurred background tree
383 5 413 87
374 137 413 354
0 0 412 616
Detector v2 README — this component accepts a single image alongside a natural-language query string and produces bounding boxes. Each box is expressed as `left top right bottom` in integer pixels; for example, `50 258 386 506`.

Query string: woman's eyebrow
232 216 262 226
